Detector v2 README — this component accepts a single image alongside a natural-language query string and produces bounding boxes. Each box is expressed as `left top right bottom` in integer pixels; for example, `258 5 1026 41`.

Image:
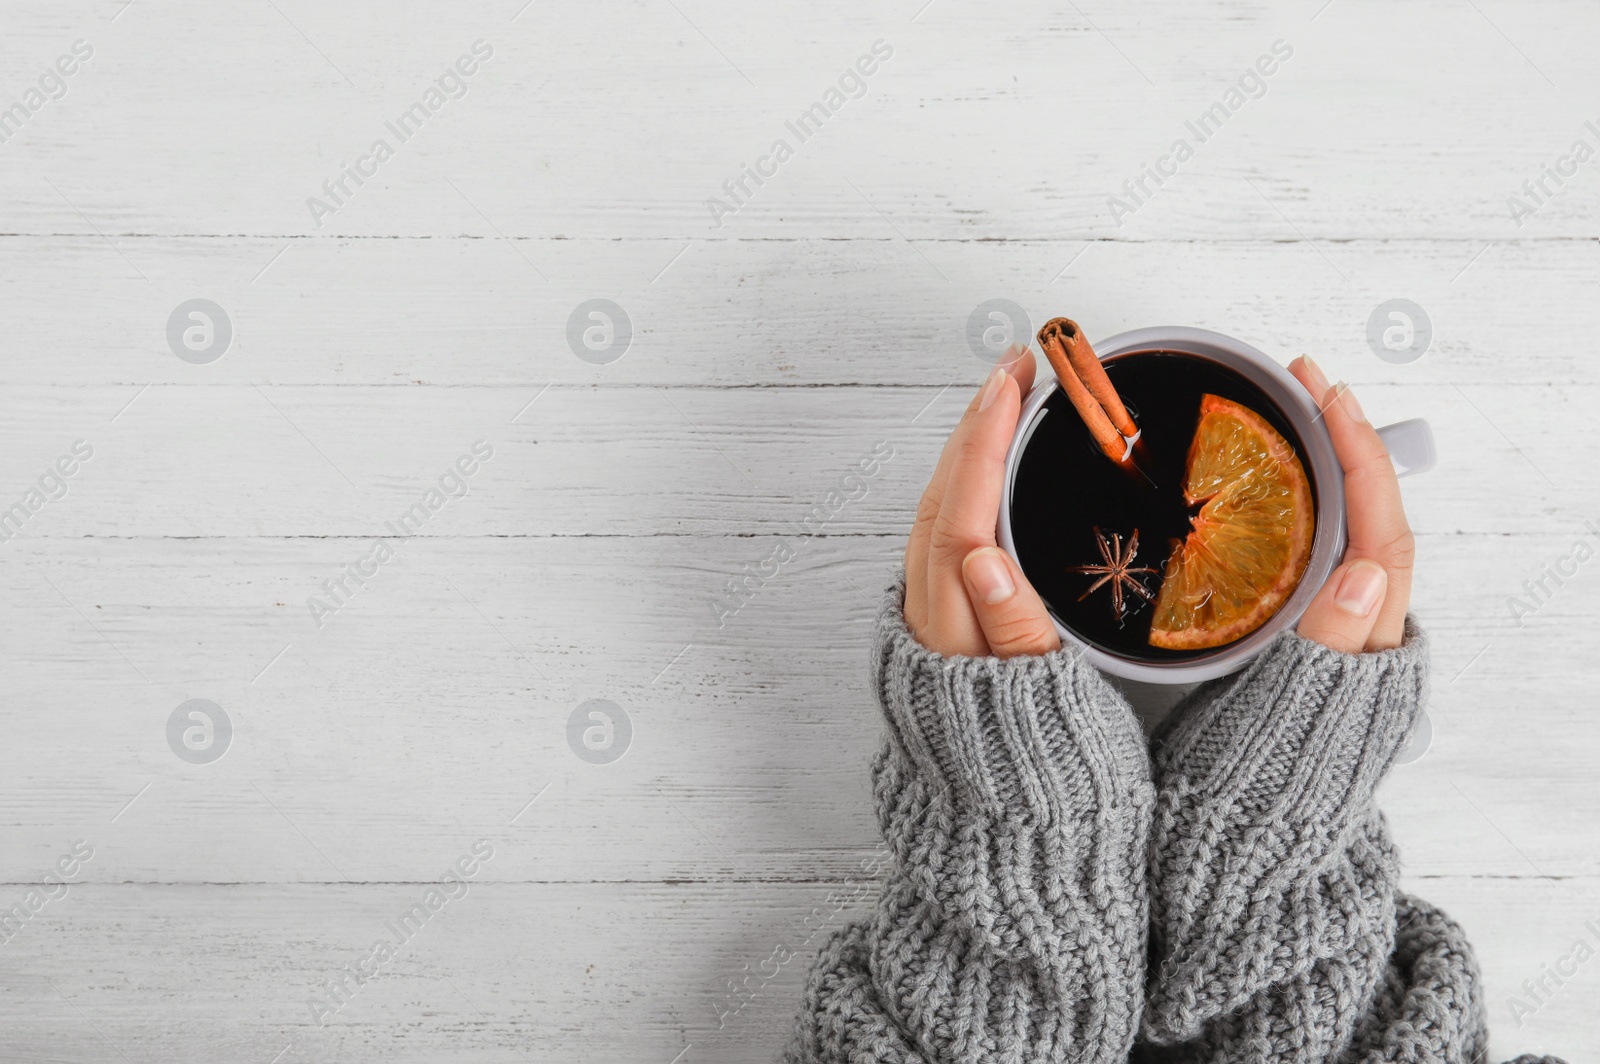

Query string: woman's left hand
903 349 1061 659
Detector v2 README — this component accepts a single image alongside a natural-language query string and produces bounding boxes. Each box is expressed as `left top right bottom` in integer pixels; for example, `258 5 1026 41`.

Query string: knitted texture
783 580 1566 1064
1140 621 1516 1064
783 578 1154 1064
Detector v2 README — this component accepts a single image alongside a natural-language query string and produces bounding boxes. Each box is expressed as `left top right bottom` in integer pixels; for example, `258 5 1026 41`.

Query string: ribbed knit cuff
872 576 1150 824
1156 617 1429 830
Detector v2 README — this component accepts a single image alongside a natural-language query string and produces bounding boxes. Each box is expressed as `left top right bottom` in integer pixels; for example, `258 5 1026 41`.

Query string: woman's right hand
1287 357 1416 653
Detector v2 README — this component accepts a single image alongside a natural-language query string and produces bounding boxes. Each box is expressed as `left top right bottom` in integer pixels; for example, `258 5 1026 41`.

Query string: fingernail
1334 560 1386 617
1301 356 1330 396
1336 381 1367 423
964 548 1016 604
977 366 1006 412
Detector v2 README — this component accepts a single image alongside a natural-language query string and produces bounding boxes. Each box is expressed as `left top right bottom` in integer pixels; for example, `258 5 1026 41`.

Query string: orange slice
1149 394 1314 650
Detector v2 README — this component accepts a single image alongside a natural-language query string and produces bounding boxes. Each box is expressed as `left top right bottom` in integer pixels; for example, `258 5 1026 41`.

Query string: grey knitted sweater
783 580 1562 1064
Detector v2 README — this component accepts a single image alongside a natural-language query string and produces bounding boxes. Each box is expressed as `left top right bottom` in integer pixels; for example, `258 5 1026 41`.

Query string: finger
919 366 1023 655
1000 345 1036 395
1287 355 1330 404
905 368 997 631
908 346 1033 569
1296 558 1388 654
1321 380 1413 650
929 367 1021 566
962 547 1061 658
905 347 1030 633
1290 358 1413 651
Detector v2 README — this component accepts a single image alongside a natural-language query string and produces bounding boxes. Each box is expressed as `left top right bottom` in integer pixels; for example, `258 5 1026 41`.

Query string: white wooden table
1 0 1596 1060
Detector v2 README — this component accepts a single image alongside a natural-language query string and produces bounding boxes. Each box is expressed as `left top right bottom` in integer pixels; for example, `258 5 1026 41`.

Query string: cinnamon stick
1037 317 1139 464
1039 318 1137 437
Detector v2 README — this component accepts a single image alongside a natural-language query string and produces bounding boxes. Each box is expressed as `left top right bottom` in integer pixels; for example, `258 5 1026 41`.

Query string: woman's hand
1287 357 1415 653
904 349 1061 659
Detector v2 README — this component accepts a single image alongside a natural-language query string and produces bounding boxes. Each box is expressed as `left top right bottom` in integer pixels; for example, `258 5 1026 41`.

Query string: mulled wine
1010 350 1317 661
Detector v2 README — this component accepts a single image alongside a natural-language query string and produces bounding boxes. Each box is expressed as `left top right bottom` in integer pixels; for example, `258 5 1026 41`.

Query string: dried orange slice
1149 394 1313 650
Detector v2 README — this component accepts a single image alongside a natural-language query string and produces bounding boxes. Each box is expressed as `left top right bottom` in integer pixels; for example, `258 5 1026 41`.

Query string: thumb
1296 558 1388 654
961 547 1062 659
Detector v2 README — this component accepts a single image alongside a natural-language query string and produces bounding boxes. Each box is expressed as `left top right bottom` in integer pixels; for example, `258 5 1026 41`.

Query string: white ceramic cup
997 325 1435 684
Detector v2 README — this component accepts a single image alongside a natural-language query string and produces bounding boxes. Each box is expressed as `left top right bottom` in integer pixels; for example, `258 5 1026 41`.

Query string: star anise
1069 527 1157 619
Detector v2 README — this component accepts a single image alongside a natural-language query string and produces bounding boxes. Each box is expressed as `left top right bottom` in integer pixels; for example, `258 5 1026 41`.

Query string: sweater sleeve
1139 618 1431 1062
783 577 1155 1064
1138 619 1564 1064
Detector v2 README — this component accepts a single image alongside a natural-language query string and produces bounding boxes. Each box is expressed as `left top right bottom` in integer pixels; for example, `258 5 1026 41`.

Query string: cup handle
1376 418 1436 478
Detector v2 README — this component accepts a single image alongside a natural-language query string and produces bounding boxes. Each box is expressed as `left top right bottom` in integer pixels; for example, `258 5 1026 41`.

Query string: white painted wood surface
1 0 1597 1060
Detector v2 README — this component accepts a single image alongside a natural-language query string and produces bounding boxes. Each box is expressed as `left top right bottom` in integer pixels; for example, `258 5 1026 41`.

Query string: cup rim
997 325 1347 685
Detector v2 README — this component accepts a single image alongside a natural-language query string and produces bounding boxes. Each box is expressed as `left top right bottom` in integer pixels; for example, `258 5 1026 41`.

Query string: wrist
876 575 1149 822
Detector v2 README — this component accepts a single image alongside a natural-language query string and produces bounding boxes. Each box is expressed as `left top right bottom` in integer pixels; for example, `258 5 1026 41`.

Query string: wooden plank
0 236 1594 386
0 534 1593 884
0 1 1597 240
0 381 1584 538
0 877 1592 1063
